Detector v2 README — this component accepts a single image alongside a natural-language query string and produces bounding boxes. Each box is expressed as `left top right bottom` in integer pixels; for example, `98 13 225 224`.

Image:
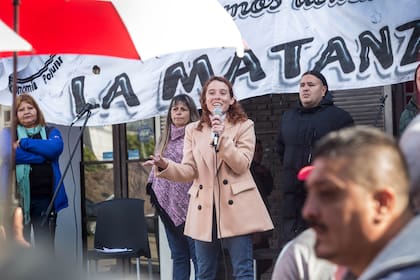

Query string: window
82 118 159 273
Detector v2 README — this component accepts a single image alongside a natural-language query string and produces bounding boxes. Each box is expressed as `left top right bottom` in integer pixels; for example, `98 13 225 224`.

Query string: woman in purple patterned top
147 94 200 280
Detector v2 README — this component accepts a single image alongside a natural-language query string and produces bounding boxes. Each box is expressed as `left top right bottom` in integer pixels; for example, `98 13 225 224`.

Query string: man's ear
373 188 396 223
322 85 327 96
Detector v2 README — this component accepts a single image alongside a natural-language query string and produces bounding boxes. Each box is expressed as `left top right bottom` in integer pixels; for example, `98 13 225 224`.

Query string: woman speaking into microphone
144 76 273 280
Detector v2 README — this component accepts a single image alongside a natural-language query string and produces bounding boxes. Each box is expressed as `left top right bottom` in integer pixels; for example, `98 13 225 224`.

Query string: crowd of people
0 65 419 280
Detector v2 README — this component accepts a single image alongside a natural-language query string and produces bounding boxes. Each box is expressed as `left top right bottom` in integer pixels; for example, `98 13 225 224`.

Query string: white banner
0 0 418 126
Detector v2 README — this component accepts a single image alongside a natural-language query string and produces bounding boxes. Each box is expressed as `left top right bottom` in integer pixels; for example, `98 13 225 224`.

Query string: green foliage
127 132 155 159
83 145 97 161
83 145 106 171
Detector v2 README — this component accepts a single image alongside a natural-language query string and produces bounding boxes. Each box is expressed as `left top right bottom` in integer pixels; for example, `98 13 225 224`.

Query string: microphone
71 99 97 125
212 106 223 147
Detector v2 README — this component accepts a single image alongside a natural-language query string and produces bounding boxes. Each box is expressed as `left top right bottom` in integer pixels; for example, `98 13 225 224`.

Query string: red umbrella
0 0 244 60
0 0 138 59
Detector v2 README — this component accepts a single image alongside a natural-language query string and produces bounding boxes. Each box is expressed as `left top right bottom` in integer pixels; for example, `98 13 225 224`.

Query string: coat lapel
216 121 236 171
196 121 239 174
196 125 215 174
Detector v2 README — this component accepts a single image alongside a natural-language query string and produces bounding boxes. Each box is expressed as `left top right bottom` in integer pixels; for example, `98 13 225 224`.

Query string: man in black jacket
276 70 354 246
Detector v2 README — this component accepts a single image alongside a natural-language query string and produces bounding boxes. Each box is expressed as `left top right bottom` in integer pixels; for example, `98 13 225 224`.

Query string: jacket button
228 200 233 205
198 205 202 210
223 179 228 185
199 184 203 189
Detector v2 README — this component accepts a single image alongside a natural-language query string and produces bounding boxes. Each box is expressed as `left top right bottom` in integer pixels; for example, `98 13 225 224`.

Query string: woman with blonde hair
146 93 200 279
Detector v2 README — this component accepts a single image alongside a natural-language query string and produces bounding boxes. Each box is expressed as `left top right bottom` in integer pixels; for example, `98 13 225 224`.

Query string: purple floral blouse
147 124 192 226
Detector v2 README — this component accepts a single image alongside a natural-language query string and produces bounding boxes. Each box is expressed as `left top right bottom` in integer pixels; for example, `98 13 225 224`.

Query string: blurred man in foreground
302 126 420 279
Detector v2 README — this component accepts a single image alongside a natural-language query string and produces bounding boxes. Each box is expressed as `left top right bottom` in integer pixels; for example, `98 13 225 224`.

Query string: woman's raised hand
142 154 169 170
210 114 225 136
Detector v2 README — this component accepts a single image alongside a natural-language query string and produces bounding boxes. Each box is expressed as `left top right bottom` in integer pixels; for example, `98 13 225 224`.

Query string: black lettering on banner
71 76 89 114
267 21 417 80
292 0 370 10
270 38 314 79
314 36 355 74
225 50 266 83
359 26 393 73
293 0 328 9
397 20 420 66
224 0 282 19
162 55 214 101
9 82 38 94
162 51 266 100
102 73 140 109
59 19 420 117
42 56 64 84
9 55 62 94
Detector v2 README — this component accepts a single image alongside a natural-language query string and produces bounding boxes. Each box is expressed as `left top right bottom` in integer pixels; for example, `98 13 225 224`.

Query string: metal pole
5 0 21 239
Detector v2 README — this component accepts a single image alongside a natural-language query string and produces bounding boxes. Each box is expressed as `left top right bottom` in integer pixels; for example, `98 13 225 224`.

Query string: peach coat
157 118 274 242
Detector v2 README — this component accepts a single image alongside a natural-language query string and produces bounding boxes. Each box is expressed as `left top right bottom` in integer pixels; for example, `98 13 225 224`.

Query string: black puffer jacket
276 92 354 241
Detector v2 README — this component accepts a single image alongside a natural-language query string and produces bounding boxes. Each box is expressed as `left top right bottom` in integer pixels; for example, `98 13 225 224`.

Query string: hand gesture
142 154 169 170
210 114 225 136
